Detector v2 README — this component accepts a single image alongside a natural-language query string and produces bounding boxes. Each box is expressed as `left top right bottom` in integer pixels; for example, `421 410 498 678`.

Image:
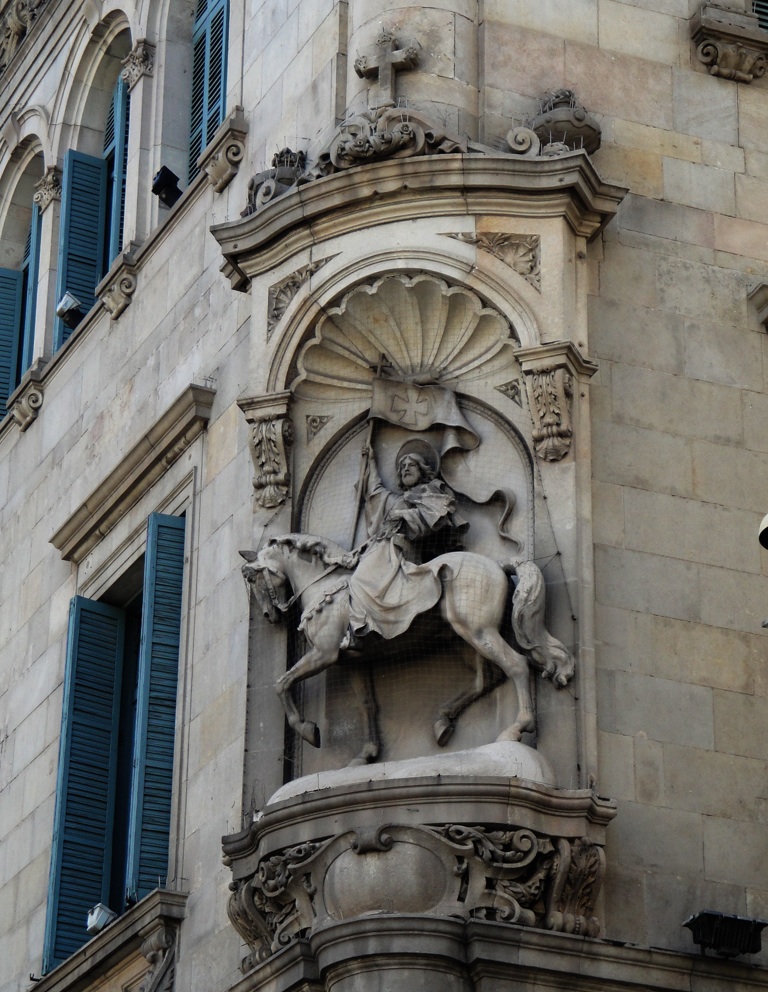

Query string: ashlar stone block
598 2 682 66
591 419 694 497
482 0 598 45
609 799 704 874
662 158 736 216
704 816 768 889
592 143 663 198
480 22 565 103
673 67 738 143
589 295 686 373
684 315 764 391
612 118 702 163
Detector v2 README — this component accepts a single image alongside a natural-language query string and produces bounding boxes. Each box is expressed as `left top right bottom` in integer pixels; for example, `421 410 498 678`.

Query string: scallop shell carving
291 274 517 401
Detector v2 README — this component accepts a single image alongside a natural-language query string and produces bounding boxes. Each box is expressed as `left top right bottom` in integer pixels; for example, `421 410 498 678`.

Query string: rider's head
397 452 436 489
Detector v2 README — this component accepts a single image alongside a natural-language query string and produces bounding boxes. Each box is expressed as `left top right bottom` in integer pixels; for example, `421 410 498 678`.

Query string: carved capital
96 247 139 319
0 0 49 77
238 392 293 509
7 358 46 431
691 4 768 82
33 165 62 212
198 106 248 193
516 341 597 462
121 38 155 91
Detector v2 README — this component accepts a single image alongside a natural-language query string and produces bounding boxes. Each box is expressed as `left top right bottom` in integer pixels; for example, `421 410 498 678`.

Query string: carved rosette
516 342 598 463
198 106 248 193
225 817 609 968
33 166 62 212
238 392 293 509
267 258 333 339
121 39 155 91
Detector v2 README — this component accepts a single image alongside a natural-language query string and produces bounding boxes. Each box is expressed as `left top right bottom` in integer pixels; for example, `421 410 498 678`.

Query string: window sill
36 889 187 992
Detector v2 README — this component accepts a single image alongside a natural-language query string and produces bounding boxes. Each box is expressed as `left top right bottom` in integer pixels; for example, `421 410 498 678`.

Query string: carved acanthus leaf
33 166 62 212
446 233 541 290
527 366 573 462
267 258 334 339
121 39 155 91
238 393 293 509
0 0 50 78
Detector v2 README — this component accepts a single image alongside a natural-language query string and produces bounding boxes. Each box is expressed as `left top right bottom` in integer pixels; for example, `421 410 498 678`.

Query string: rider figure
346 439 467 643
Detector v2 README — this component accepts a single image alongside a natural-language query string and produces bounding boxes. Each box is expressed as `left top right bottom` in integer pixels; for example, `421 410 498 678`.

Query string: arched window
55 34 131 350
0 151 43 415
188 0 228 181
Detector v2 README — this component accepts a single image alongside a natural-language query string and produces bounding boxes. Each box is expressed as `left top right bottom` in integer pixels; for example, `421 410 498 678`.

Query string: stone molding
227 914 768 992
33 164 62 212
515 341 598 463
691 4 768 82
6 357 46 431
198 105 248 193
96 245 139 319
30 890 187 992
212 153 627 290
749 281 768 329
238 391 293 509
0 0 49 78
223 777 615 972
51 384 215 562
120 38 155 92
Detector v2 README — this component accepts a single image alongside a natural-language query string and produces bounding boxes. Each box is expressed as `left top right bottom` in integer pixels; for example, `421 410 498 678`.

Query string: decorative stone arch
0 138 45 268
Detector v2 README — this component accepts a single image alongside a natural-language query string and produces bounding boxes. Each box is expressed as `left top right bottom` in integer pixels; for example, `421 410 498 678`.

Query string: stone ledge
34 889 187 992
50 383 215 562
211 152 628 290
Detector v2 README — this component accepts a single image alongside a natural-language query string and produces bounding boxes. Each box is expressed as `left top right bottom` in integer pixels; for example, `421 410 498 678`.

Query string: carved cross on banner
354 32 419 106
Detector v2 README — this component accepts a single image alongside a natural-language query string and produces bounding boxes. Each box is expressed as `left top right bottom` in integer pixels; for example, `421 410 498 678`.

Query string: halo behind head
396 438 440 476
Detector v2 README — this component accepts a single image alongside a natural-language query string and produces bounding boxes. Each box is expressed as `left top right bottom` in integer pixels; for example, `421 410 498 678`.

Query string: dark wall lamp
684 911 768 958
152 166 182 208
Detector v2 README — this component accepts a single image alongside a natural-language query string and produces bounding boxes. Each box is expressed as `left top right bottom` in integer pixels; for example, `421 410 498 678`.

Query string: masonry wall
1 1 768 991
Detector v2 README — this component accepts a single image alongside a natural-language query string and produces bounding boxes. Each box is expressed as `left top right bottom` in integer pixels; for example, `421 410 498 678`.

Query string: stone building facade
2 1 768 991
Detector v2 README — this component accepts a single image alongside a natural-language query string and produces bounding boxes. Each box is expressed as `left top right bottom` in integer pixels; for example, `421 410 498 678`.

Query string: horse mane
266 533 356 569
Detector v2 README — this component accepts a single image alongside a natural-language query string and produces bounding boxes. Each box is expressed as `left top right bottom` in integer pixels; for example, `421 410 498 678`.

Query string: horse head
241 547 288 624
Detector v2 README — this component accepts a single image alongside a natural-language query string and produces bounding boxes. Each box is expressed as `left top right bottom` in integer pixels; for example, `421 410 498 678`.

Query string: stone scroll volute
238 392 294 510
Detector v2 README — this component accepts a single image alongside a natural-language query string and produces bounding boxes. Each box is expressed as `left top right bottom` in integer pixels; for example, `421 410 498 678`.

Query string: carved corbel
691 4 768 82
121 38 155 92
198 106 248 193
516 341 598 462
33 165 62 212
238 392 294 509
8 358 46 431
96 245 139 319
139 924 177 992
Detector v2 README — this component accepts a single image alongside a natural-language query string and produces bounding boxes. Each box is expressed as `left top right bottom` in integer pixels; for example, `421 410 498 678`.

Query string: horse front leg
347 664 380 765
277 643 339 748
434 652 489 746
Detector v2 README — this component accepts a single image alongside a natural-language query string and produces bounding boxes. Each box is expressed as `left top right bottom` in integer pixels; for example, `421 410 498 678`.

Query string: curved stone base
223 772 616 975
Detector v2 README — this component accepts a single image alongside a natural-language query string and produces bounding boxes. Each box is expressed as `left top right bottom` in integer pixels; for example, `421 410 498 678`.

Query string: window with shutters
0 152 43 417
55 69 130 350
42 513 186 974
756 1 768 29
188 0 229 182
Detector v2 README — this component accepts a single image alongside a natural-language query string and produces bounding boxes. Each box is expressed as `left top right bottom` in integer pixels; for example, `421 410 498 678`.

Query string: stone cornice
211 152 628 291
51 383 215 562
32 889 187 992
691 4 768 82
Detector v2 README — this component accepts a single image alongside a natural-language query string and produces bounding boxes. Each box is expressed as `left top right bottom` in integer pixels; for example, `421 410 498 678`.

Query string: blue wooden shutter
0 268 22 416
104 75 130 265
188 0 228 181
43 598 125 973
20 202 42 376
125 514 186 903
55 150 107 350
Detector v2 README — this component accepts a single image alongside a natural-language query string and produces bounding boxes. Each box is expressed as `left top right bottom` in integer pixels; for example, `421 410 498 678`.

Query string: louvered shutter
0 268 22 416
756 1 768 29
43 598 125 973
125 514 186 903
188 0 228 181
104 75 130 265
20 202 42 375
55 150 107 350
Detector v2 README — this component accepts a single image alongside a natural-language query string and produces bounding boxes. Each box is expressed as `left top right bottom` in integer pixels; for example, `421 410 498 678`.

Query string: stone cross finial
354 32 418 106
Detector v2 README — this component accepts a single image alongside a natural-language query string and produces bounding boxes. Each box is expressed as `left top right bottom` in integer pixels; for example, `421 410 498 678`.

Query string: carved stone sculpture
139 924 177 992
267 258 333 339
354 30 419 106
530 89 602 154
0 0 49 78
197 106 248 193
445 233 541 290
33 165 61 212
121 39 155 91
238 392 293 509
691 4 768 83
241 148 305 217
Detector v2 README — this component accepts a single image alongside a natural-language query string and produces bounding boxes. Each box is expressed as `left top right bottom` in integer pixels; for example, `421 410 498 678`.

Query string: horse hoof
298 722 321 748
434 716 454 747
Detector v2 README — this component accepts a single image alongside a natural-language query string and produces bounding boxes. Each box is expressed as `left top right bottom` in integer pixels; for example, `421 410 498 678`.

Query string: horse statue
242 534 575 765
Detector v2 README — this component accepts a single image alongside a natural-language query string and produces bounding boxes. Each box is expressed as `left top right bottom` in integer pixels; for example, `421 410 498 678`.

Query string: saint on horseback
242 428 575 765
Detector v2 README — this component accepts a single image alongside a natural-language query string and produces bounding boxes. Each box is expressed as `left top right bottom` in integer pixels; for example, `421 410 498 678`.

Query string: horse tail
509 561 575 687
